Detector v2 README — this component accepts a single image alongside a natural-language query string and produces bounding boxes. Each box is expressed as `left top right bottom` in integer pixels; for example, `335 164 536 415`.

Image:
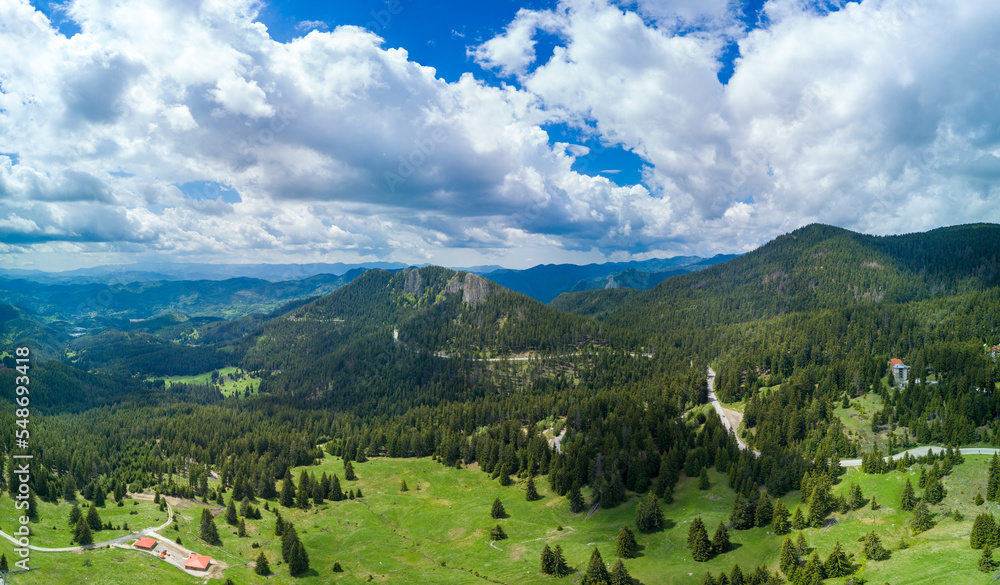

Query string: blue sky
2 0 999 271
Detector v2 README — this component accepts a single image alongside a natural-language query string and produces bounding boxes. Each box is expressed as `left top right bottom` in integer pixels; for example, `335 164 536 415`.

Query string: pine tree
698 467 710 490
0 553 7 572
582 547 610 585
988 455 1000 502
617 525 638 559
63 474 77 501
976 493 985 506
490 525 507 540
609 558 631 585
972 513 996 549
274 512 285 536
911 500 935 534
226 499 238 526
199 508 221 545
824 540 851 577
569 481 585 513
712 521 731 554
807 479 832 528
526 475 539 501
900 478 916 511
729 564 745 585
329 475 343 501
701 572 717 585
288 539 310 576
689 517 714 562
68 503 82 527
772 499 790 535
779 536 798 575
848 482 864 510
755 492 773 528
981 545 999 573
86 505 102 531
400 479 409 492
800 551 826 583
344 459 357 481
491 497 507 519
863 531 888 561
729 493 756 530
280 471 295 508
254 551 270 576
924 475 946 504
636 491 663 532
791 507 806 530
553 544 570 576
540 544 556 574
281 524 298 562
795 531 808 557
312 479 325 506
74 516 93 545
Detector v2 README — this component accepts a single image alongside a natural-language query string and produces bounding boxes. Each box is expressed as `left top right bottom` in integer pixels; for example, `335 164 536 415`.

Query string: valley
1 223 999 584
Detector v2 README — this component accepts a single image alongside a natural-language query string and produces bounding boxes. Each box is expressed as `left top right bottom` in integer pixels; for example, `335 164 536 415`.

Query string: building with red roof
889 358 910 385
184 553 212 571
134 537 157 550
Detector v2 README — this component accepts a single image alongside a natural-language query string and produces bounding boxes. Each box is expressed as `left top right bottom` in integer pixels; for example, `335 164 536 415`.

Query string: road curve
0 497 173 553
707 368 761 457
840 446 1000 467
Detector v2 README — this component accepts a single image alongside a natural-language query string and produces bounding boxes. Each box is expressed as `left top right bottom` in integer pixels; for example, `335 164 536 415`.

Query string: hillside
0 269 363 323
482 255 727 303
0 303 69 361
555 223 1000 460
555 223 1000 331
239 266 634 413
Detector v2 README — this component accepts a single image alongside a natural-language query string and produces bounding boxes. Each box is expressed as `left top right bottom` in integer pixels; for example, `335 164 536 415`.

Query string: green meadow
152 366 261 397
1 453 996 584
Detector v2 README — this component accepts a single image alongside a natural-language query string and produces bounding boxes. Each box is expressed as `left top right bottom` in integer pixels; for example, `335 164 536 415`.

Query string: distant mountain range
0 261 410 284
0 255 738 304
480 255 737 303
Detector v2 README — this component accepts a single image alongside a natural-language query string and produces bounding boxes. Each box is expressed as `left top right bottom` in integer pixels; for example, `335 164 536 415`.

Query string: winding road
839 446 1000 467
707 368 760 457
706 368 1000 467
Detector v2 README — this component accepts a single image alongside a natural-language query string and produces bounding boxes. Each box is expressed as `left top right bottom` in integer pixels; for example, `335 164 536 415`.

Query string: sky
1 0 999 271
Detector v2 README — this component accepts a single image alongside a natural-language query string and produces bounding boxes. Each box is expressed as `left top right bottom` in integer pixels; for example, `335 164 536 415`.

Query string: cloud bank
1 0 999 269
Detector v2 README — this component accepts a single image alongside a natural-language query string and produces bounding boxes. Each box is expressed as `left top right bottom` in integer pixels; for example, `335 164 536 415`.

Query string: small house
889 358 910 385
134 537 157 550
184 553 212 571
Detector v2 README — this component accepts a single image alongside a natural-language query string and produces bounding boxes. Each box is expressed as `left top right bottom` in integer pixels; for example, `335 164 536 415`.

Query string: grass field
151 366 260 397
2 452 997 584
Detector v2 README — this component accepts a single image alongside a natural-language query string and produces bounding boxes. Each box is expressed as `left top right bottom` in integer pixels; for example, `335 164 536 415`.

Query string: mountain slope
0 269 364 322
482 256 715 303
557 223 1000 333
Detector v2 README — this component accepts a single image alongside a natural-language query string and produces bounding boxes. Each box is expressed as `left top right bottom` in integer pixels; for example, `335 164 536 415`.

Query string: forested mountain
482 255 732 303
0 303 68 361
3 223 1000 585
0 269 363 323
557 223 1000 458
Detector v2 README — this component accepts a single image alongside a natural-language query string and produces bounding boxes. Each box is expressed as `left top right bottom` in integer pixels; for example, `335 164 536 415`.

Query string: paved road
707 368 760 457
0 498 173 552
840 446 1000 467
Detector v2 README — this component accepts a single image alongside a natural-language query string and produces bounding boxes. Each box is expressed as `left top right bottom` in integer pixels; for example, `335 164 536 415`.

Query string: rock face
461 273 492 306
402 268 423 297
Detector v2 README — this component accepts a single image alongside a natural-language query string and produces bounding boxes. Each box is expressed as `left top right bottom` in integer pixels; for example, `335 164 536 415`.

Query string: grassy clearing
151 366 260 397
0 496 164 549
4 453 998 584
